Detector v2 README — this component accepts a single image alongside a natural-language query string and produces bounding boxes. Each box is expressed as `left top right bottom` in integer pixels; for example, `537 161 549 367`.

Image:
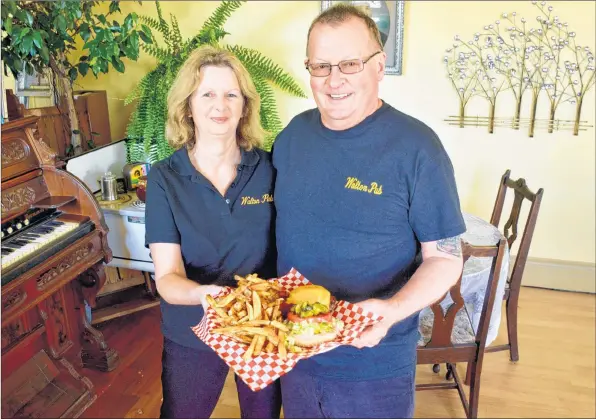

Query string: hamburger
283 284 344 348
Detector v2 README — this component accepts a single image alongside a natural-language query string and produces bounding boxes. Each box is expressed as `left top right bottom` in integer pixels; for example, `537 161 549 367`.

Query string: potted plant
2 0 153 156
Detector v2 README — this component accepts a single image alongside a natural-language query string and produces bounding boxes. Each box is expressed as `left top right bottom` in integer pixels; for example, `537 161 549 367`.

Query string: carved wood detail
30 125 59 167
37 243 94 290
1 186 36 213
1 139 30 167
2 289 27 312
1 175 48 221
49 292 71 354
1 319 24 349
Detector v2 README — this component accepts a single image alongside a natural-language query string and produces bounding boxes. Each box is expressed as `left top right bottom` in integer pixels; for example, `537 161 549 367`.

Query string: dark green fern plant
125 1 306 163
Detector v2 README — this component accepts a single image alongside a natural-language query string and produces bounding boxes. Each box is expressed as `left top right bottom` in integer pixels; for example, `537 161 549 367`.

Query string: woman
145 46 281 419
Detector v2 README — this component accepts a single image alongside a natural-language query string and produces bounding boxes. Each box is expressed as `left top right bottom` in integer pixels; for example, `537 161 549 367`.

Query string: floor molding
518 256 595 294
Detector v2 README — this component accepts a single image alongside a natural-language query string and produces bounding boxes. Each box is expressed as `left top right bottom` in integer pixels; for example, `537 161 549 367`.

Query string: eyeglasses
306 51 383 77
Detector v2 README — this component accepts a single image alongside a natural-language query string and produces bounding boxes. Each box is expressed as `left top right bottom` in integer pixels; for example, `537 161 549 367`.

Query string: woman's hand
196 284 226 311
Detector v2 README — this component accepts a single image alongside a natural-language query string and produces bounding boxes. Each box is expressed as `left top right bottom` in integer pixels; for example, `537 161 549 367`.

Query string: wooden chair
417 239 507 419
485 170 544 361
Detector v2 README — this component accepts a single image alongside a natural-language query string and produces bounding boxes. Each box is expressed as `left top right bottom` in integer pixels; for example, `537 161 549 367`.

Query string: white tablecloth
420 213 510 346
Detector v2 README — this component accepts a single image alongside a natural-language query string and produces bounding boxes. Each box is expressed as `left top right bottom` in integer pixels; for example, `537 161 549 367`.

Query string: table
420 213 510 346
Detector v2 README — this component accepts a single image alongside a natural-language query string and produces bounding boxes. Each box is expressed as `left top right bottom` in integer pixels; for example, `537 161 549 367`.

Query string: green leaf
4 18 12 35
15 9 26 25
96 28 105 42
25 11 33 26
11 25 22 42
13 57 23 74
111 56 125 72
78 62 89 76
5 1 16 16
56 15 67 32
81 28 91 42
109 1 121 15
69 67 78 82
32 32 43 49
79 23 89 40
98 44 107 59
97 14 107 25
139 30 152 44
79 55 89 62
141 23 151 37
72 129 81 135
124 14 133 31
20 35 33 54
40 46 49 63
130 31 139 51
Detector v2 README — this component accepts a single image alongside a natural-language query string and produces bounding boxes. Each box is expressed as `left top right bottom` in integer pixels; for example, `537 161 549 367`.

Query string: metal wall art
443 1 594 137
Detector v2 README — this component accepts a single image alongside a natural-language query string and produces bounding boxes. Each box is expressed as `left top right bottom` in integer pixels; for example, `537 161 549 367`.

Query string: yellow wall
75 1 595 264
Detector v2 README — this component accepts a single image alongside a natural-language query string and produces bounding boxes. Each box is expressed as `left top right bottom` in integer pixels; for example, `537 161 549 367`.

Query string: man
272 4 466 418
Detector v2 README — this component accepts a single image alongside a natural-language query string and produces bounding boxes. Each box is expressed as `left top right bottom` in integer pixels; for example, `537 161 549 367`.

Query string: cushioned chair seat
418 306 475 346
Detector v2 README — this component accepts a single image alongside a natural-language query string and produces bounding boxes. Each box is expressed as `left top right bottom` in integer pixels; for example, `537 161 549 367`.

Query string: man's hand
350 298 401 349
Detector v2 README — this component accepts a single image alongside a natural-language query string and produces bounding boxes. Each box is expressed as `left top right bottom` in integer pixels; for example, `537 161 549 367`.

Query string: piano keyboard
1 210 96 286
1 220 80 272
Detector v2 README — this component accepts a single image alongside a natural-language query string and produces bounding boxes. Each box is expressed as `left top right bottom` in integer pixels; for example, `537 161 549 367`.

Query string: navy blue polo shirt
272 101 466 380
145 147 276 349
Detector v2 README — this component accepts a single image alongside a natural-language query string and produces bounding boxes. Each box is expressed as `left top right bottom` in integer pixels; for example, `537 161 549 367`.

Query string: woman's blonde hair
166 45 265 150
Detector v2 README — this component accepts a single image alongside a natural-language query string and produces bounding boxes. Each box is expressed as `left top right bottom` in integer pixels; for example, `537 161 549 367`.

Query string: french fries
206 273 289 360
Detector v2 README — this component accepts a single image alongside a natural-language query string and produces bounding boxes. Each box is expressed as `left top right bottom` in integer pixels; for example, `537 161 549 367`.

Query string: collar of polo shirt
169 147 261 178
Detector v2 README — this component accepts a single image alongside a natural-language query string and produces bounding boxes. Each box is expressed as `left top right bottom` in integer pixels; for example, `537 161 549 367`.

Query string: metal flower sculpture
444 1 594 137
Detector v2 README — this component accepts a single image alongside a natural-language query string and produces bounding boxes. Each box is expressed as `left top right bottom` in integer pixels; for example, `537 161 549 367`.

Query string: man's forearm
387 257 462 324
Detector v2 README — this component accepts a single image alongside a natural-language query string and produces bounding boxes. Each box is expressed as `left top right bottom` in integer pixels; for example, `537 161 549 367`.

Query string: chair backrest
425 239 508 352
490 170 543 295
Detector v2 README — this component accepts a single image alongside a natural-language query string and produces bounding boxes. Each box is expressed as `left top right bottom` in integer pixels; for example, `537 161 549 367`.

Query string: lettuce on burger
284 284 344 348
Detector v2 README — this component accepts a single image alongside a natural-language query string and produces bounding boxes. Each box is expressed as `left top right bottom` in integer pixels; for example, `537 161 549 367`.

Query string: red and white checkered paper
191 268 383 391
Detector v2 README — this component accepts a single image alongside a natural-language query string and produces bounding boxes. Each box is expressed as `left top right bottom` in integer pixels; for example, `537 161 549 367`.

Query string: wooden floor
80 287 596 418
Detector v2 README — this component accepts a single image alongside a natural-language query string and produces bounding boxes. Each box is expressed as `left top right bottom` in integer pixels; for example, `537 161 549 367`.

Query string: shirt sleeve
408 149 466 243
144 169 180 247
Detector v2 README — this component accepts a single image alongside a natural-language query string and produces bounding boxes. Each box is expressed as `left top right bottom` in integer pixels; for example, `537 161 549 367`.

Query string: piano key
1 220 80 271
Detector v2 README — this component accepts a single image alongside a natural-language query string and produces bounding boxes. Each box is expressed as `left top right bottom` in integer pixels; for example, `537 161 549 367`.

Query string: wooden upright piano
1 116 119 418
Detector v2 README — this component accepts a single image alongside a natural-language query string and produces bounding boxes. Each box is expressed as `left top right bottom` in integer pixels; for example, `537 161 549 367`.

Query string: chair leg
464 362 472 386
468 362 481 418
506 297 520 362
446 363 455 380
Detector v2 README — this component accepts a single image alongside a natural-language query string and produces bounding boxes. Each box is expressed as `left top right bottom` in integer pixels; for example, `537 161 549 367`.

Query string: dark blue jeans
160 338 282 419
280 367 415 418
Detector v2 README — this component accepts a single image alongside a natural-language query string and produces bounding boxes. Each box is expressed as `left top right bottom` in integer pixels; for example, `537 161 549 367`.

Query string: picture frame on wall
321 0 405 75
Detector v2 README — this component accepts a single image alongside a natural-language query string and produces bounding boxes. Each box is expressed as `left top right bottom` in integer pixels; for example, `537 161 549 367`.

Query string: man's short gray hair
306 3 383 55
